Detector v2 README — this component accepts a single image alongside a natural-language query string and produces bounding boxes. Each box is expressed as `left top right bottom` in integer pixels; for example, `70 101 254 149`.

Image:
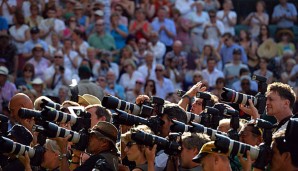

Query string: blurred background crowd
0 0 298 114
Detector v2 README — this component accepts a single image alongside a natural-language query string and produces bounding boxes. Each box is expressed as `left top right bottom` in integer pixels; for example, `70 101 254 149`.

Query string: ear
281 152 291 163
99 116 106 122
192 148 199 156
284 99 290 108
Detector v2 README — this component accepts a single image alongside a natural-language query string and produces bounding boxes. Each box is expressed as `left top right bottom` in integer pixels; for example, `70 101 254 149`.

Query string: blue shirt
151 18 176 46
272 3 297 28
220 44 248 67
23 39 49 54
110 25 128 50
0 17 8 31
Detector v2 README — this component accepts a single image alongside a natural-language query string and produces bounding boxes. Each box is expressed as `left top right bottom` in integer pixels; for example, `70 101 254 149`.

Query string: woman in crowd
238 30 258 72
129 8 151 40
126 78 144 103
15 62 35 90
25 3 44 27
140 0 155 20
199 44 221 70
211 77 225 101
48 33 63 57
281 58 296 86
243 0 269 39
216 0 237 35
9 11 30 56
114 4 128 27
119 59 142 92
74 3 89 30
110 13 129 50
115 0 135 18
276 30 296 56
144 79 156 97
121 125 152 171
72 28 89 59
172 8 191 53
253 58 273 84
256 24 272 44
120 45 138 71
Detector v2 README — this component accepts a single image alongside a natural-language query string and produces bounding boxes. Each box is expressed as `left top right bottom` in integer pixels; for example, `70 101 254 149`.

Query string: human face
207 60 216 71
266 91 286 117
145 54 154 66
41 148 59 169
124 142 143 162
155 67 164 79
95 20 105 33
190 98 203 114
87 134 102 154
270 141 286 171
160 114 173 137
87 107 99 128
239 126 260 146
24 67 33 77
180 143 198 168
256 2 264 12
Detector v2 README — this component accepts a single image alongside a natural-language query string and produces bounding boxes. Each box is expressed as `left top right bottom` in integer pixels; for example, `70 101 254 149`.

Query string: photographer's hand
145 144 157 171
239 150 254 171
19 151 32 171
239 99 260 121
136 95 150 105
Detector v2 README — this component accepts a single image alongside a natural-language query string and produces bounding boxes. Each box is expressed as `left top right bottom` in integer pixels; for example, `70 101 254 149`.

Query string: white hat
0 66 8 76
94 10 104 16
31 77 43 85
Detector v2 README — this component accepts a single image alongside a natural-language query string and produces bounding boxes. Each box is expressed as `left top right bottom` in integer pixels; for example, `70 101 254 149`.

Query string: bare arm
178 82 206 111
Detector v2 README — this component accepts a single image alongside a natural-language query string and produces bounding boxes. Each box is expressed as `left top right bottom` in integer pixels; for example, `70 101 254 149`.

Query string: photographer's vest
96 152 119 171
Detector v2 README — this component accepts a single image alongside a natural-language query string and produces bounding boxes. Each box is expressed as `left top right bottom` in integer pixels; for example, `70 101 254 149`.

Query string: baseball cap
233 48 242 55
193 141 229 163
0 66 8 76
30 27 40 34
94 10 104 17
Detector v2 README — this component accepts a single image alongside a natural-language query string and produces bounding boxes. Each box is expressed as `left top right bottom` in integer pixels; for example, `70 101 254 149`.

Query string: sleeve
0 18 8 31
241 47 248 64
290 65 298 76
272 6 279 18
290 4 297 16
153 43 166 60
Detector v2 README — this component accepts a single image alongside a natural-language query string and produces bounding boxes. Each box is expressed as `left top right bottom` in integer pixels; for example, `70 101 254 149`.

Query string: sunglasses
136 81 143 85
126 141 137 148
241 82 250 85
155 69 163 72
54 56 63 59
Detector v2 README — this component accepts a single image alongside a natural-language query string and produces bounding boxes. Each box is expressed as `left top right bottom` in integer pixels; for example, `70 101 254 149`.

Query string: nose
124 146 129 153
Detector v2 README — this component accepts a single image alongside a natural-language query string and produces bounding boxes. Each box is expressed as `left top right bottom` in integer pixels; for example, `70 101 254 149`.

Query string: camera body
0 114 8 136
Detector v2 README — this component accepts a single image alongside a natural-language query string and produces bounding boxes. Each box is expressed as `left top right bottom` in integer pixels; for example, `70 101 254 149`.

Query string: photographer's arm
178 82 206 111
239 99 260 121
19 151 32 171
55 135 72 171
145 144 157 171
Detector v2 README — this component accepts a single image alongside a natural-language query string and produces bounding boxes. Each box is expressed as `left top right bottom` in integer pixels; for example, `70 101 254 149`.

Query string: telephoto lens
34 121 89 151
186 112 201 123
0 114 8 136
113 109 164 135
102 95 153 117
170 120 226 140
40 99 61 110
221 87 258 106
0 136 45 166
131 129 181 155
214 133 260 160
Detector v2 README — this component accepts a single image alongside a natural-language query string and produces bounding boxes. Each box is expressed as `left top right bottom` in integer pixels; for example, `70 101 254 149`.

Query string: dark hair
273 130 298 167
15 11 25 25
216 77 225 85
267 82 296 109
239 68 249 76
144 79 156 96
73 28 86 40
256 0 266 11
245 123 262 137
222 32 233 39
207 57 217 63
23 62 35 78
257 24 270 42
163 103 187 124
85 105 112 122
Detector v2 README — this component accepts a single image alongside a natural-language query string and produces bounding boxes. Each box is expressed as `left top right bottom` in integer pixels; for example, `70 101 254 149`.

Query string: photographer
240 82 296 132
193 141 232 171
58 121 119 171
8 93 35 132
239 123 262 146
85 104 112 127
179 82 218 114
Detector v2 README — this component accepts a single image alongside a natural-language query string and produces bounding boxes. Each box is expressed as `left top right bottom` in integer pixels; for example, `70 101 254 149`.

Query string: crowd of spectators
0 0 297 112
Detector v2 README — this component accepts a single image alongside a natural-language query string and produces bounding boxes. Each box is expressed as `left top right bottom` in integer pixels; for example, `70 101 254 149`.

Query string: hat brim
192 152 209 163
78 95 89 106
90 130 116 147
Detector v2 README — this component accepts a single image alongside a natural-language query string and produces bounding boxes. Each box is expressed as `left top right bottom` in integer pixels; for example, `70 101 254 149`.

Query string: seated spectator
134 38 149 66
211 77 225 101
223 48 249 88
113 4 128 27
276 29 296 56
119 45 138 71
126 78 144 103
253 58 273 84
27 44 50 81
48 33 63 57
243 0 269 39
86 10 105 37
199 44 221 70
202 57 224 90
39 7 66 44
15 62 35 90
74 3 89 30
239 75 258 96
272 0 297 30
31 77 46 98
129 8 151 40
216 0 237 35
147 31 166 64
144 79 157 97
62 38 81 81
281 58 296 86
110 13 128 50
174 0 193 19
165 40 188 72
256 24 272 45
0 66 17 113
25 3 43 28
137 51 156 80
204 0 221 12
119 59 143 92
72 28 90 59
203 10 225 49
62 0 76 20
116 0 135 18
105 70 125 100
232 68 258 92
140 0 155 20
153 64 175 99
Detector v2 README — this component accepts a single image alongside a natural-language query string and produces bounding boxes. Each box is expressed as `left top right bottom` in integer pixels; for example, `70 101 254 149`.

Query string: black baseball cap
30 27 40 34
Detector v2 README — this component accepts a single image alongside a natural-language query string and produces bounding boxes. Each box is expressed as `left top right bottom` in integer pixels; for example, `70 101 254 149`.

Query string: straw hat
276 29 294 41
78 94 102 106
257 39 278 59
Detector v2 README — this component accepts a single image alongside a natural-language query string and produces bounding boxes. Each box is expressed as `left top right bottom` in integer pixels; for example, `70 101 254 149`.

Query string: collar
275 115 293 130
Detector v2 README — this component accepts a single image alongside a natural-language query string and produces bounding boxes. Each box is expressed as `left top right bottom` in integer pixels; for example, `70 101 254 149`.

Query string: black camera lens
286 118 298 145
40 99 61 110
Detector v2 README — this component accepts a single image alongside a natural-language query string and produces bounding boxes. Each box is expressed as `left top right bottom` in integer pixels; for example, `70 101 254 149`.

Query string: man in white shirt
148 31 166 64
39 7 66 44
175 0 194 18
137 51 156 80
153 64 175 99
202 57 224 89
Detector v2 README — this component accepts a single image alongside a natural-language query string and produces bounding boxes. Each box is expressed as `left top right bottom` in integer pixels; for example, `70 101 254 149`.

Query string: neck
135 155 146 165
208 68 214 72
182 162 199 169
276 110 293 123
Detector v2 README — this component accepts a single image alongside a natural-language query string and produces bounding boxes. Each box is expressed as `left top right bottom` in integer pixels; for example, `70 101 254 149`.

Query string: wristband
59 153 67 160
182 94 192 102
70 161 80 165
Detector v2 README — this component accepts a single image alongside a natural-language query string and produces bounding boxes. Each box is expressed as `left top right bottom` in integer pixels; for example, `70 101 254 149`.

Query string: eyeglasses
147 84 154 87
155 69 163 72
210 15 216 18
241 82 250 85
24 69 33 72
136 81 143 85
54 56 63 59
126 141 137 148
115 8 123 12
